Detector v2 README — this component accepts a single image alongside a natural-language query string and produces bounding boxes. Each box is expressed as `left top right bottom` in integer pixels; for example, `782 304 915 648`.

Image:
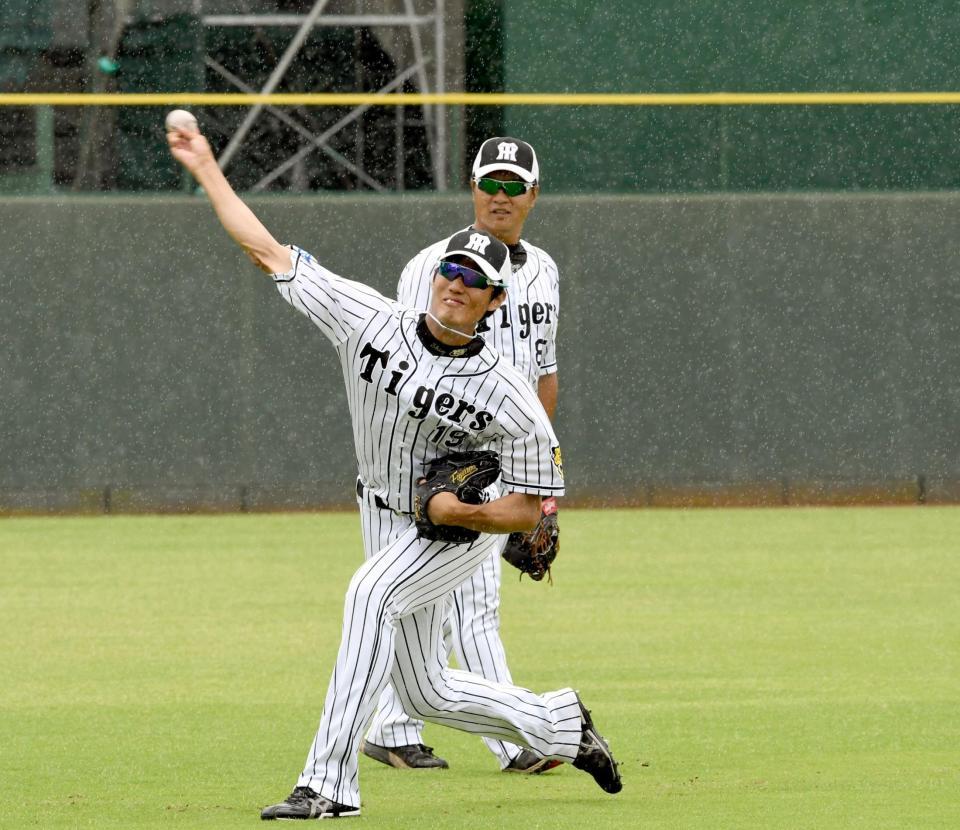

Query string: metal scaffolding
200 0 447 191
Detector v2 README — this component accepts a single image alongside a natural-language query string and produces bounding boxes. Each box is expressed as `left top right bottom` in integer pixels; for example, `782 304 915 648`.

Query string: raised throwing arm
167 125 291 275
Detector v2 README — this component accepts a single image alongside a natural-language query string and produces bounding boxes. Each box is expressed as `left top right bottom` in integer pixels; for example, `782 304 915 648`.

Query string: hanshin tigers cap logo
440 228 511 288
472 136 539 184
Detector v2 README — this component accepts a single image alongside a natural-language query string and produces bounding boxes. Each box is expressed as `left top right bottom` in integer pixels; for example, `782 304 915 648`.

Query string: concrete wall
1 192 958 511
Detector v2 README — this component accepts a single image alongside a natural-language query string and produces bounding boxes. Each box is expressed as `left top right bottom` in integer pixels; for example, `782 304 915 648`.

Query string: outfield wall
1 193 958 512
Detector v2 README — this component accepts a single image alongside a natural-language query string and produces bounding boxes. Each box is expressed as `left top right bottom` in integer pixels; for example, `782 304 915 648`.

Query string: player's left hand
413 451 501 543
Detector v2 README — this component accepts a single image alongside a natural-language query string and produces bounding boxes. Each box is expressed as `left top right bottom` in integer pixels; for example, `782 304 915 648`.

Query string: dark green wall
1 193 958 511
464 0 506 169
502 1 960 192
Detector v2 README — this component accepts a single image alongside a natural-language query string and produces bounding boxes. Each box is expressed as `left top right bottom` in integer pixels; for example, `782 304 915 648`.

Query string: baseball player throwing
166 124 621 819
362 137 562 774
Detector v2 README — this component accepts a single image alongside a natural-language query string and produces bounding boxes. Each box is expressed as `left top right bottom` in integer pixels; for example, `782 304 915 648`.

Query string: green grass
1 508 958 829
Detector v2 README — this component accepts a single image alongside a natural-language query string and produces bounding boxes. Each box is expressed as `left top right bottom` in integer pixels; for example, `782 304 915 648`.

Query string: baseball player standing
166 125 621 819
362 137 561 774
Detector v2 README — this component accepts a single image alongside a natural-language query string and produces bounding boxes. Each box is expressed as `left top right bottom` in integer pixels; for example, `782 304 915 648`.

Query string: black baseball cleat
571 694 623 794
260 786 359 820
503 748 564 774
360 740 449 769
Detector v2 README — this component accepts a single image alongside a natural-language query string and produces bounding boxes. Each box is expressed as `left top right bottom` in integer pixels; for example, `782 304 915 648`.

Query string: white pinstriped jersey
272 246 565 512
396 232 560 389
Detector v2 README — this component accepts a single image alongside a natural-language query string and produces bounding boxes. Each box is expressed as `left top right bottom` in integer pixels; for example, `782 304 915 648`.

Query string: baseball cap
440 228 511 288
471 136 539 184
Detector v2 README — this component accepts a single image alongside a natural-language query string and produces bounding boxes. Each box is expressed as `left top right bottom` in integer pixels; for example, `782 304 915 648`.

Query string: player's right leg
389 604 623 795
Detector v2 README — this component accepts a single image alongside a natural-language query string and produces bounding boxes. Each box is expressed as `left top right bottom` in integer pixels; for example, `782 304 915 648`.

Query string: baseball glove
502 497 559 582
413 450 501 543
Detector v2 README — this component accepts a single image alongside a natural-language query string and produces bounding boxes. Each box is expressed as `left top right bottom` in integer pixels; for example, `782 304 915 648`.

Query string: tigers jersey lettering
273 246 564 512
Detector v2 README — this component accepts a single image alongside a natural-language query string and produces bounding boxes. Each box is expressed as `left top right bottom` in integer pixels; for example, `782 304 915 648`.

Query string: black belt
356 479 391 511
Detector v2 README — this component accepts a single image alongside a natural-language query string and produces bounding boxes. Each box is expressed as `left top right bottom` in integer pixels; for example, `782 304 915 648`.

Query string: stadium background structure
1 0 959 511
6 1 960 193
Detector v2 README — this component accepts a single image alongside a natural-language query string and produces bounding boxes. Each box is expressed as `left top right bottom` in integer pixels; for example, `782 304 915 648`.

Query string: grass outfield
1 507 958 829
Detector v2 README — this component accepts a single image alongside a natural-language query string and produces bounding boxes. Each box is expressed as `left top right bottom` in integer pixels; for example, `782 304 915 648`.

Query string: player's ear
486 289 507 315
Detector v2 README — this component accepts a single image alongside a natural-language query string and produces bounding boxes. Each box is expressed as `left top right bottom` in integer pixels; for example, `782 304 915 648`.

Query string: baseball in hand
165 109 198 133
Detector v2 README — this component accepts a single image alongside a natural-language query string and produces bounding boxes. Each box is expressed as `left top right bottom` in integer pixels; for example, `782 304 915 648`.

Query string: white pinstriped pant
364 523 525 768
296 489 581 808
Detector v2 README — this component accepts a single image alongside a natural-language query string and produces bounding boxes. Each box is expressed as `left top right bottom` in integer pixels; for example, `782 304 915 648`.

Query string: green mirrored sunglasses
474 177 536 197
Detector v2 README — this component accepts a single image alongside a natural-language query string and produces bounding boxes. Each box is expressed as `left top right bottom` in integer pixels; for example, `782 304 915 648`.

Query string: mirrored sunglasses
474 177 535 197
438 260 492 289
